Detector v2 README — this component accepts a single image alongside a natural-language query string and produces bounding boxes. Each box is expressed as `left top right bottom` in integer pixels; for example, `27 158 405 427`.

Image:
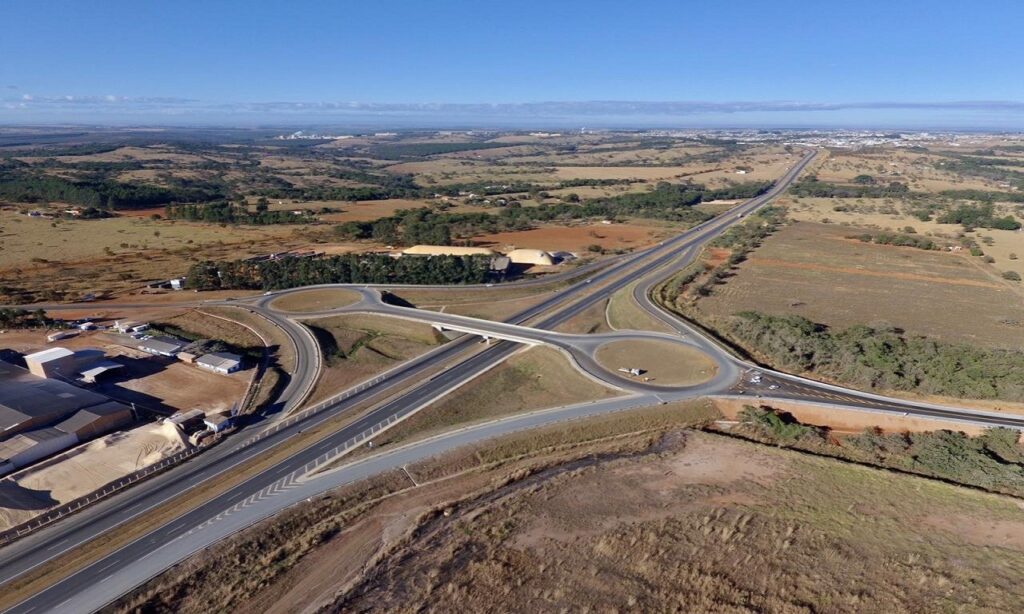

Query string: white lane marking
45 538 70 551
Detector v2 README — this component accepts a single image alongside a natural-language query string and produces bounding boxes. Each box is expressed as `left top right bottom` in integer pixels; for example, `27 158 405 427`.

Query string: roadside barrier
0 445 204 548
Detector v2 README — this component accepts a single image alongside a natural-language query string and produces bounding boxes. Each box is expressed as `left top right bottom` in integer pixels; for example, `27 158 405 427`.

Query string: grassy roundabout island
268 288 362 313
595 338 718 387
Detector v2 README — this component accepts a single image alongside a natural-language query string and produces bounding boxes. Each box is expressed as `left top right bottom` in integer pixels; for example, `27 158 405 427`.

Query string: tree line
789 176 912 198
335 181 773 246
936 203 1021 230
727 312 1024 402
165 201 314 225
185 253 494 291
0 171 225 209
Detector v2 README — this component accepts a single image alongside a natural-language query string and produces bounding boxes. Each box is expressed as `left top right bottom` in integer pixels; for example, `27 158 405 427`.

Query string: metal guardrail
0 370 394 549
0 446 204 548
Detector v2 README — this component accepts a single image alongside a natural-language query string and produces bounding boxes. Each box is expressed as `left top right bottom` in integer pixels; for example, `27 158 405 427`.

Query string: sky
2 0 1024 128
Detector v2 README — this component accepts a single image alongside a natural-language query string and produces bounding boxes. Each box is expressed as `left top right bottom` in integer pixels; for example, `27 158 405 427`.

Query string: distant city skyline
3 0 1023 128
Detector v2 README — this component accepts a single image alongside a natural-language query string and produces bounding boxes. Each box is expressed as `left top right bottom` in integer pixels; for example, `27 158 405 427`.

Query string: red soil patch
473 222 664 253
705 247 731 267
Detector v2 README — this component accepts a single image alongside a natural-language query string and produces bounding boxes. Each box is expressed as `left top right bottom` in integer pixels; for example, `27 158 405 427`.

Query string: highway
7 147 1024 612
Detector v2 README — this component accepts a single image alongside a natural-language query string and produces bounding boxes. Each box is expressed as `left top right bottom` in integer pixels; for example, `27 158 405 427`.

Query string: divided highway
7 148 1024 613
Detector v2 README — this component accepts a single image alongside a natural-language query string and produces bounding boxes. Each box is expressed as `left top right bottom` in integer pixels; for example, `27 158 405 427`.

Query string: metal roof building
138 336 185 357
196 352 242 375
0 361 113 437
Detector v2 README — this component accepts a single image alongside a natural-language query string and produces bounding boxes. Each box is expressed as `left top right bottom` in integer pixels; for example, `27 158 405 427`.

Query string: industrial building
0 361 135 475
24 347 104 379
195 352 242 375
114 320 150 334
138 336 185 357
401 245 496 257
78 361 125 384
53 401 133 440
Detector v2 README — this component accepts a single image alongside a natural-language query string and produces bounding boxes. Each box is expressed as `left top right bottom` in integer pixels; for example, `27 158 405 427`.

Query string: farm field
472 220 670 253
695 221 1024 349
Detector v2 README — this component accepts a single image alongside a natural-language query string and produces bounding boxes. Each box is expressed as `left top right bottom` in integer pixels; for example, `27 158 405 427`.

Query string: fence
0 446 204 548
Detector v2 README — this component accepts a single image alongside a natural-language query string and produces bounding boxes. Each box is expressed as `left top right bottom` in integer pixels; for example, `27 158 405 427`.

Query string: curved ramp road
10 149 1024 613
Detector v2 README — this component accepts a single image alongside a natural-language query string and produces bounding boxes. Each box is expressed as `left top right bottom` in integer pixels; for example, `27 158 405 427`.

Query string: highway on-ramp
9 148 1024 613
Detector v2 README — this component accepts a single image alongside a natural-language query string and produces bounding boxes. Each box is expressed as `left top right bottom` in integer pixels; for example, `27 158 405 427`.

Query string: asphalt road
13 148 1024 612
3 152 818 614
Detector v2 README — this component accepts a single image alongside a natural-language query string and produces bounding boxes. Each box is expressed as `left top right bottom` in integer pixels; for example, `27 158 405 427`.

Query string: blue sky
2 0 1023 127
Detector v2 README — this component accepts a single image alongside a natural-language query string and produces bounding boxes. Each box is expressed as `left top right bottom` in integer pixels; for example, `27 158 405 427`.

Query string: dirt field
96 356 248 415
712 397 988 435
696 221 1024 349
473 221 670 253
269 288 361 313
595 339 717 386
0 422 187 530
327 430 1024 613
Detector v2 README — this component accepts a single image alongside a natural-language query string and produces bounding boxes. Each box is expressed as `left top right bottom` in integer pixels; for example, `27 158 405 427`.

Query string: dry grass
110 400 721 614
341 346 620 459
552 298 612 334
472 221 669 253
269 288 361 313
330 429 1024 613
606 282 673 332
696 221 1024 349
594 339 717 386
304 313 441 404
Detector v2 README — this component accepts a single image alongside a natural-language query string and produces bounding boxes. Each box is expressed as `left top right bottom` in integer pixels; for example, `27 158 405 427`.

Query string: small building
164 409 206 432
169 278 186 291
196 352 242 375
177 351 198 364
138 336 185 358
78 322 97 331
114 320 149 334
47 330 77 343
203 412 233 433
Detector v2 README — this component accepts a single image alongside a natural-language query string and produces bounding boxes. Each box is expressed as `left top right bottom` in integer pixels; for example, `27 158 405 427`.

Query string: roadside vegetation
731 405 1024 497
727 312 1024 402
185 253 494 290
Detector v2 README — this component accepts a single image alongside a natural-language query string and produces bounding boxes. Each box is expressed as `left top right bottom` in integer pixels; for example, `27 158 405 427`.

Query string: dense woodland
0 170 225 209
336 181 772 245
789 176 912 198
738 405 1024 497
185 253 493 290
728 312 1024 402
165 201 314 225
